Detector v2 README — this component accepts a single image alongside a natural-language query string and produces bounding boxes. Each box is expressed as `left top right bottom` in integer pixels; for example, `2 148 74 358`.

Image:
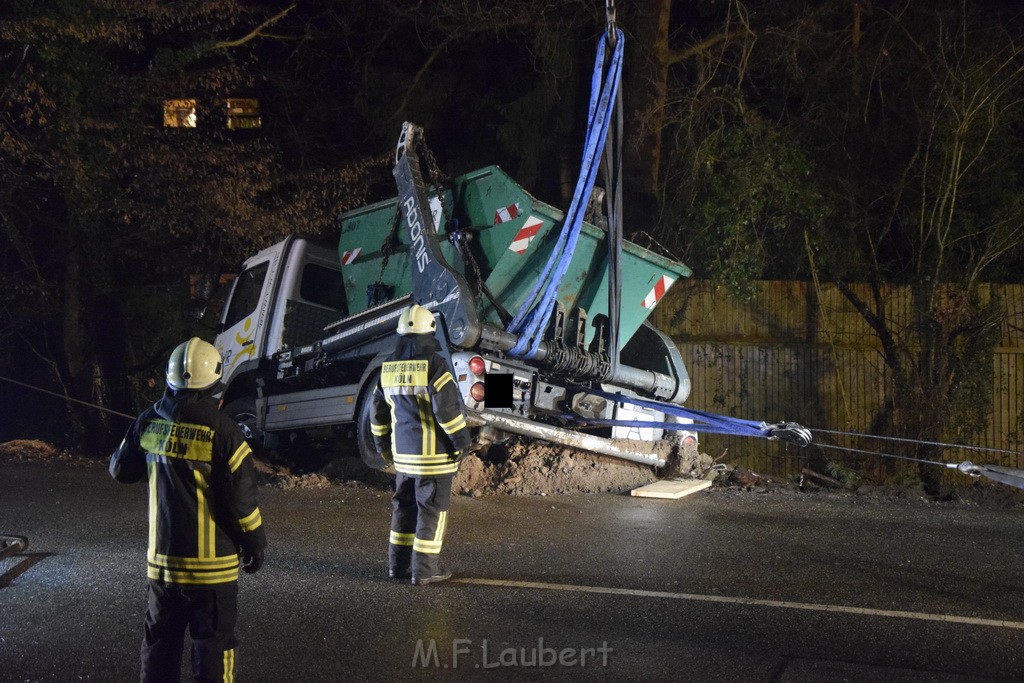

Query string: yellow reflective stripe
370 423 389 436
429 399 437 455
413 513 447 554
147 565 239 584
433 372 454 392
389 531 415 546
384 386 428 396
237 508 262 532
223 648 235 683
394 463 459 476
439 414 467 433
228 442 251 473
417 394 431 456
413 540 442 554
385 392 398 446
393 453 453 463
148 554 239 570
147 461 157 556
195 469 214 558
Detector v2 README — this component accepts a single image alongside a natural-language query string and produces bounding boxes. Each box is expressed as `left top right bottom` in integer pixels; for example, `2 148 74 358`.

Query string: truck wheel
356 384 389 470
222 397 271 458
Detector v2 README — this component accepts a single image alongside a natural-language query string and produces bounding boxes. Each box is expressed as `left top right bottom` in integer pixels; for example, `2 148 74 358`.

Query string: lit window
164 99 197 128
226 98 261 129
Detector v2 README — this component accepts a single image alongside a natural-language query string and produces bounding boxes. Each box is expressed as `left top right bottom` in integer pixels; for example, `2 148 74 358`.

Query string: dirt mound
254 437 683 496
255 462 336 490
452 440 663 496
255 434 719 496
254 449 393 491
0 440 98 467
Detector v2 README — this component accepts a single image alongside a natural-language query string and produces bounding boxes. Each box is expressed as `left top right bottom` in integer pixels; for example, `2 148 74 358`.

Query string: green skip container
338 165 691 350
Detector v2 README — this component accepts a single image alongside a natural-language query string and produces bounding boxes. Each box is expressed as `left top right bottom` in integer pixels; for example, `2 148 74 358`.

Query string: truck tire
356 380 389 470
222 397 271 458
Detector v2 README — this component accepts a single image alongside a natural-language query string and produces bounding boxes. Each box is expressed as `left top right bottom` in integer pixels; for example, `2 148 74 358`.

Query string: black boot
411 566 452 586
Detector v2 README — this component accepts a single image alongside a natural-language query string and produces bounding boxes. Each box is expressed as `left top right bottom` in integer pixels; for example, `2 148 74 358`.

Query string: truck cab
215 237 346 390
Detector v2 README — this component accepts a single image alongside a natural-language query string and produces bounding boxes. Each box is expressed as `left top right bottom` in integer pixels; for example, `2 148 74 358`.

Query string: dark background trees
3 0 1024 481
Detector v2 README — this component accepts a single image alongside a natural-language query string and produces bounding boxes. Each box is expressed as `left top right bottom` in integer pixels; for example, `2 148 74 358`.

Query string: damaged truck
209 123 698 471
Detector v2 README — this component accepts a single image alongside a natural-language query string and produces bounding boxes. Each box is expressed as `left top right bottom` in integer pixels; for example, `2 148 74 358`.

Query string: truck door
216 260 271 384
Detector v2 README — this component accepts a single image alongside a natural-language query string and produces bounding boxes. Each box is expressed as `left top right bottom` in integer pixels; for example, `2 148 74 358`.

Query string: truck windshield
223 262 269 329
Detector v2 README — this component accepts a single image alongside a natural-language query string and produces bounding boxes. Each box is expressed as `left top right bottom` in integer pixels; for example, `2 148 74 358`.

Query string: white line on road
452 578 1024 631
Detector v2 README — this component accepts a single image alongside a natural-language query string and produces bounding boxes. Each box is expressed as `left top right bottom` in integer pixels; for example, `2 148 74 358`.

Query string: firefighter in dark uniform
110 337 267 682
371 304 473 585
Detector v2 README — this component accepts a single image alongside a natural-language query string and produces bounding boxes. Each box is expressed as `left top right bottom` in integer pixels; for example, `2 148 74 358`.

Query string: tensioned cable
814 441 1024 491
814 440 954 468
807 427 1022 457
0 374 135 420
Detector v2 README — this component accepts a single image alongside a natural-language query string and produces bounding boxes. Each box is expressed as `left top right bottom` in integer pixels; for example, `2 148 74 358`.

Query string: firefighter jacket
371 333 472 476
110 389 266 586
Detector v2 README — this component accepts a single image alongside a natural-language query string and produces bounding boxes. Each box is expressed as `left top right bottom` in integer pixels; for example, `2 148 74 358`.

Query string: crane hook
605 0 617 45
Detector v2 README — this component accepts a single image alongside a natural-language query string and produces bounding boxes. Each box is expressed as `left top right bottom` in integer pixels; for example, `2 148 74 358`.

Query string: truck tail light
468 356 486 375
469 382 485 402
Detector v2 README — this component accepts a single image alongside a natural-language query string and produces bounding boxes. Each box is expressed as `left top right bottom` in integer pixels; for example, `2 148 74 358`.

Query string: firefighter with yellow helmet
371 304 473 585
110 337 267 681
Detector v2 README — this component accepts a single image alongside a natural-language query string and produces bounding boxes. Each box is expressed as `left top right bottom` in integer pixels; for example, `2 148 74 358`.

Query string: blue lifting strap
564 385 813 446
506 29 625 358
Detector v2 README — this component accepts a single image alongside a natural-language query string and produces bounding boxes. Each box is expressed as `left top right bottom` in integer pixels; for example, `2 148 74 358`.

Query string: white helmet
397 304 436 335
166 337 223 390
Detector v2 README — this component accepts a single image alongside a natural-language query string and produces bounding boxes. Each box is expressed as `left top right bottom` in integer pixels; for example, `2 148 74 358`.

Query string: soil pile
452 440 662 496
0 439 97 467
258 438 675 495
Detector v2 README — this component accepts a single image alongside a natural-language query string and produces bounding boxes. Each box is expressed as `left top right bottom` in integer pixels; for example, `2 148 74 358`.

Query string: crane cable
808 426 1024 486
603 0 623 372
506 25 625 357
0 374 135 420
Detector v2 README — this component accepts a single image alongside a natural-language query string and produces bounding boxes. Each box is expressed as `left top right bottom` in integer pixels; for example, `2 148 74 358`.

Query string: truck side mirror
187 299 209 322
187 272 217 322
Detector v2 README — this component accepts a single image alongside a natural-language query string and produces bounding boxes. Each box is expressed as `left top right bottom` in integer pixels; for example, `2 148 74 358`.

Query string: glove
380 450 394 467
241 546 265 574
451 449 464 463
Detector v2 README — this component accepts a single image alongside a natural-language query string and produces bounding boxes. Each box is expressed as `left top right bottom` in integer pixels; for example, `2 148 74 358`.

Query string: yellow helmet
397 304 436 335
166 337 223 390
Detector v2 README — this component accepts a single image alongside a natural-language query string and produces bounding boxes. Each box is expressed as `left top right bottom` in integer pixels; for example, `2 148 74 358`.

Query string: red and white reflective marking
641 275 675 309
494 203 521 224
508 216 544 254
340 247 362 265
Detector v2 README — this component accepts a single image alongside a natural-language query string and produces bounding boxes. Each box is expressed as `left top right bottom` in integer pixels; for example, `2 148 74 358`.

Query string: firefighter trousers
140 580 238 683
389 472 454 578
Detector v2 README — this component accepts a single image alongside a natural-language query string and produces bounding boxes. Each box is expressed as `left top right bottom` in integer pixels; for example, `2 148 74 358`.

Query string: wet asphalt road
2 462 1024 682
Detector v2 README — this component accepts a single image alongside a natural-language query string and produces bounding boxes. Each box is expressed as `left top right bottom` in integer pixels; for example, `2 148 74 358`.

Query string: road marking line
452 578 1024 631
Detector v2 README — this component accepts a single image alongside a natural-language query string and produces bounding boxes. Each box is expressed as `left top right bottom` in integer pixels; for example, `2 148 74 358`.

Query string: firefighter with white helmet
371 304 473 585
110 337 267 681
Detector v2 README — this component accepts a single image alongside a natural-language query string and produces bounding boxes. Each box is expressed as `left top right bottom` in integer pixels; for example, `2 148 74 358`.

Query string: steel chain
376 206 400 287
417 132 486 296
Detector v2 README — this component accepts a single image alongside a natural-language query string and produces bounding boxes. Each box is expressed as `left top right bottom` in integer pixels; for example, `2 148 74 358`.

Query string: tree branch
665 31 745 66
392 34 458 121
215 4 297 50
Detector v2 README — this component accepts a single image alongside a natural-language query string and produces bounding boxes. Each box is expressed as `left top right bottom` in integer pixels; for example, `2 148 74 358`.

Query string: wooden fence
647 281 1024 479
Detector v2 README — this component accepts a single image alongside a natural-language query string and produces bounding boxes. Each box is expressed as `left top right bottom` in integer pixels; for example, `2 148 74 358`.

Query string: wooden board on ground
630 479 712 499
